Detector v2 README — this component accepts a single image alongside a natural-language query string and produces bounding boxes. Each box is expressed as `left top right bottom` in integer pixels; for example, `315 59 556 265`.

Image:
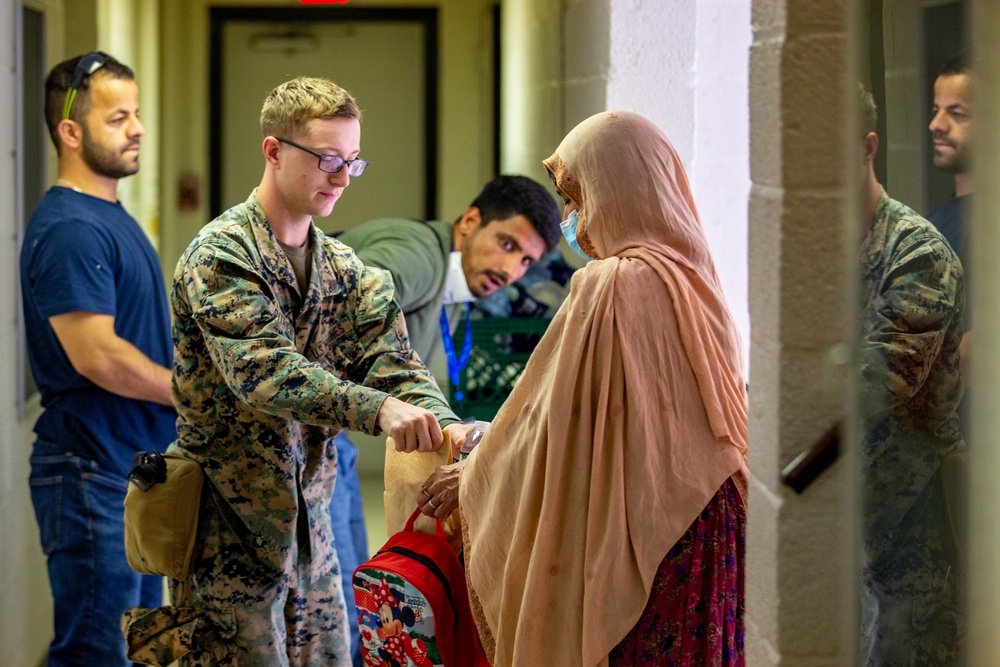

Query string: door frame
208 6 439 218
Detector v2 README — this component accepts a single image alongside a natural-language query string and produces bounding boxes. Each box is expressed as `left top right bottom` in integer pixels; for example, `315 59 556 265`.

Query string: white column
97 0 161 249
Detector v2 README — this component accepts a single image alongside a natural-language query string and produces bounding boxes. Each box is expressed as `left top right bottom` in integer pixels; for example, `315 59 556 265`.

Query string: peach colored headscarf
458 111 748 666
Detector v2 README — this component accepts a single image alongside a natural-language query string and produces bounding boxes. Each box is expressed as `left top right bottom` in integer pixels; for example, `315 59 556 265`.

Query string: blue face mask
560 209 591 261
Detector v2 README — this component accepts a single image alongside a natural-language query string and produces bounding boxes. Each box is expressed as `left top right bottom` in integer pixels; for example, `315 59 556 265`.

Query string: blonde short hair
260 76 361 139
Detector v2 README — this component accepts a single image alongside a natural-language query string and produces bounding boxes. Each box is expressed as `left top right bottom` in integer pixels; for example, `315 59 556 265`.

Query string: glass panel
858 0 968 661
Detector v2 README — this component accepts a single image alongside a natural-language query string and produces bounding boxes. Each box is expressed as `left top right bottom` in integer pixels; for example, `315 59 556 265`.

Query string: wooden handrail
781 421 841 494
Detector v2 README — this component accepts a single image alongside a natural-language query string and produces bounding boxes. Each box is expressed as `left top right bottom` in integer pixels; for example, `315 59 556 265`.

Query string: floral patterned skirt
610 478 746 666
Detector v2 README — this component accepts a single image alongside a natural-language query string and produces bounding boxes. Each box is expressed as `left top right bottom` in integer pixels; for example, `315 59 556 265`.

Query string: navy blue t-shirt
926 195 969 276
927 194 971 329
20 187 176 478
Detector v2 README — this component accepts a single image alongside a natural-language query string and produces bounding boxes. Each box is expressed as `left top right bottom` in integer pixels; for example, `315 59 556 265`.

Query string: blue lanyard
440 303 473 401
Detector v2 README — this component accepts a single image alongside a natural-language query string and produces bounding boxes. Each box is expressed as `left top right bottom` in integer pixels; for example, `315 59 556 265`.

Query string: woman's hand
417 461 465 518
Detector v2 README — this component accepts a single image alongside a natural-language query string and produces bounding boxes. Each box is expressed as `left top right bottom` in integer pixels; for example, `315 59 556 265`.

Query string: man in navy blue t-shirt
928 51 974 441
19 51 176 667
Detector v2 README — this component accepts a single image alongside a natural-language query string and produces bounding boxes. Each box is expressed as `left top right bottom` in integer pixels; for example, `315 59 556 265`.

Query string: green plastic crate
449 316 553 422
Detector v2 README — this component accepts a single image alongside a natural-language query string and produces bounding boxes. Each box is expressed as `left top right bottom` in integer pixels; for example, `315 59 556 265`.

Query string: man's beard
933 140 968 175
81 128 139 180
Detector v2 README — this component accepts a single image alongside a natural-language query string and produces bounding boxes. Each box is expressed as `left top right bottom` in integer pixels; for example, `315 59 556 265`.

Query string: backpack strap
405 506 446 540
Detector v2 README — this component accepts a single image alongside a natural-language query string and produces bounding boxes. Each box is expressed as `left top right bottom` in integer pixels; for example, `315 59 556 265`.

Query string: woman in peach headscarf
420 111 748 666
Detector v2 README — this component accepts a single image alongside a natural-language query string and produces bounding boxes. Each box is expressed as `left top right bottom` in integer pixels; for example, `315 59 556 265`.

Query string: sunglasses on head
62 51 111 120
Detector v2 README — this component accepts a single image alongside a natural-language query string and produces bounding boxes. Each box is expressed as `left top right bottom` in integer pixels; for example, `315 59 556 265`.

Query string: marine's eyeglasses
62 51 110 120
276 137 368 177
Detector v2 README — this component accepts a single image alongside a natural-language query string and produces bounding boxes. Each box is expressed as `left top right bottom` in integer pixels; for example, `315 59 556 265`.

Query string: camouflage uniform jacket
170 190 460 585
859 186 965 572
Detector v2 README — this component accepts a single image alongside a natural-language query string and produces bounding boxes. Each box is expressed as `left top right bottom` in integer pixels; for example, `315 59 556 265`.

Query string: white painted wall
608 0 697 164
693 0 752 368
605 0 752 366
518 0 752 333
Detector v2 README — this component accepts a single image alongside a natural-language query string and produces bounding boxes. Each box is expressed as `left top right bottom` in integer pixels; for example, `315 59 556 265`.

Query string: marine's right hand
376 396 443 453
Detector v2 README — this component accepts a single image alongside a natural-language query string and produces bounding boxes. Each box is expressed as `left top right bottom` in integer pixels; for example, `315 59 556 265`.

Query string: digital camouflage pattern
125 490 349 666
123 190 459 666
858 187 965 665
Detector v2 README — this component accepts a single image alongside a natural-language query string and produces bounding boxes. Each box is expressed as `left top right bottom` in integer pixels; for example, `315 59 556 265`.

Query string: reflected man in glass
928 51 975 443
857 83 966 665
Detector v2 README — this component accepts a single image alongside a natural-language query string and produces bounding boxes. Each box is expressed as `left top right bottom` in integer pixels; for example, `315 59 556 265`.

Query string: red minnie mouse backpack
353 509 488 667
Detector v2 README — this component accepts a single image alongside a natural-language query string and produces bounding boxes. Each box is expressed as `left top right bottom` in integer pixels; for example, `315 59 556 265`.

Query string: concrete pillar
98 0 161 248
747 0 854 664
499 0 564 185
562 0 609 132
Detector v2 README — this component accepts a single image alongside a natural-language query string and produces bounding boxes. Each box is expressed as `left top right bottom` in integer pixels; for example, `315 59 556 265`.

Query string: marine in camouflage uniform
859 186 965 665
123 189 460 666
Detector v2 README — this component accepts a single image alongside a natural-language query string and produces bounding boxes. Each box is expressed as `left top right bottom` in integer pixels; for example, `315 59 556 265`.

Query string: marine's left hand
443 422 477 461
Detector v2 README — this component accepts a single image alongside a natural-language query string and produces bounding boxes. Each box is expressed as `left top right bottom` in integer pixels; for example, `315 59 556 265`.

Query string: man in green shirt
333 175 560 664
340 175 561 364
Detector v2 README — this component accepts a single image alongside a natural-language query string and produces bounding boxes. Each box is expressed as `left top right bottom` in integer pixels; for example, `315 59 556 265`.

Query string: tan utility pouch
123 451 204 580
